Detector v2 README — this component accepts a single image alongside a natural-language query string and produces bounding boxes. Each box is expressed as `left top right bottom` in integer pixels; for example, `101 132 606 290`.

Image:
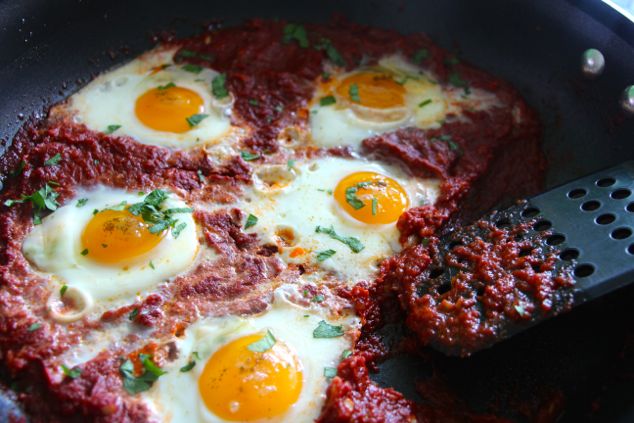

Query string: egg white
58 47 236 149
22 186 199 308
145 284 359 423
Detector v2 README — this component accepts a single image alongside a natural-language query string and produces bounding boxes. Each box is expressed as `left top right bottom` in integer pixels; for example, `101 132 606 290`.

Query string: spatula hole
521 207 540 218
611 227 632 240
495 218 511 228
448 241 463 250
596 177 615 187
611 189 631 200
595 213 615 225
533 220 552 231
546 234 565 245
627 202 634 212
574 263 595 278
581 200 601 211
428 268 445 279
438 282 451 295
567 188 586 199
559 248 579 261
519 247 532 257
628 244 634 255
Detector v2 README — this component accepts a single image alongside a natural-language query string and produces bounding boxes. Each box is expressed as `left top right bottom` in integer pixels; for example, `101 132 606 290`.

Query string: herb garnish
4 183 60 225
27 323 41 332
127 189 192 238
182 63 203 74
432 134 460 152
282 23 309 48
120 354 166 394
60 284 68 296
313 320 344 338
76 198 88 208
105 124 121 135
240 151 260 161
344 181 372 210
10 160 26 178
418 99 432 108
371 197 378 215
244 214 258 229
44 153 62 167
148 261 155 270
81 248 89 256
319 96 336 106
247 330 276 352
315 38 346 67
312 294 325 303
315 225 364 253
348 83 360 103
157 82 175 90
211 73 228 99
248 98 259 106
128 308 139 321
341 349 352 359
412 48 429 65
448 72 470 95
179 352 200 372
287 159 296 170
186 113 208 127
61 364 81 379
445 55 460 66
316 249 336 262
324 367 337 379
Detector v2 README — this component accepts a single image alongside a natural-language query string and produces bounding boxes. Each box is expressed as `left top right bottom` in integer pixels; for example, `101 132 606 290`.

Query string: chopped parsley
341 349 352 359
315 38 346 67
418 98 433 108
319 95 336 106
157 82 175 90
448 71 470 95
324 367 337 379
315 225 364 253
81 248 89 256
61 364 81 379
76 198 88 207
128 308 139 321
313 320 344 338
120 354 166 394
247 330 277 352
316 249 336 262
348 83 360 103
421 237 430 247
105 124 121 134
180 361 196 372
211 73 228 99
432 134 460 152
514 304 528 317
185 113 208 127
182 63 203 74
344 182 371 210
44 153 62 167
244 214 258 229
148 261 155 270
287 159 296 170
312 294 325 303
27 322 41 332
248 98 259 106
197 169 206 184
282 23 309 48
371 197 378 215
60 284 68 296
10 160 26 178
412 48 429 64
240 151 260 161
177 49 198 58
321 71 331 81
127 190 192 238
4 183 60 225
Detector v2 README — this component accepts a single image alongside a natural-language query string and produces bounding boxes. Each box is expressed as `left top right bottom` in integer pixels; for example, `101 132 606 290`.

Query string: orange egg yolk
135 86 204 133
335 72 406 109
334 171 410 224
81 209 164 264
199 333 303 421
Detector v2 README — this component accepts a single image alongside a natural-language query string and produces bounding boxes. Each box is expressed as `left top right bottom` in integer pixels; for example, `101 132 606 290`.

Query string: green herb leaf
313 320 344 338
245 214 258 229
418 99 432 108
148 261 155 270
197 169 206 184
448 72 470 95
44 153 62 167
287 159 296 170
182 63 203 74
120 355 166 394
105 124 121 135
172 222 187 239
514 304 527 317
315 38 346 67
157 82 175 90
180 360 196 372
371 197 378 216
349 83 360 103
76 198 88 207
127 190 192 238
186 113 208 127
341 349 352 359
315 225 364 253
211 73 229 99
128 308 139 321
316 249 336 262
247 330 277 352
61 364 81 379
319 95 336 106
60 284 68 296
324 366 337 379
412 48 429 64
240 151 260 161
445 55 460 66
321 72 331 81
421 237 430 247
344 186 365 210
177 49 198 58
10 160 26 178
282 23 309 48
27 322 41 332
312 294 325 303
248 98 259 106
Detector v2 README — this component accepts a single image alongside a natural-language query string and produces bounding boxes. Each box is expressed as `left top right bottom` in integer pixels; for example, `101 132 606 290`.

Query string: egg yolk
199 333 303 421
81 209 164 264
335 72 406 109
135 86 204 133
334 171 410 224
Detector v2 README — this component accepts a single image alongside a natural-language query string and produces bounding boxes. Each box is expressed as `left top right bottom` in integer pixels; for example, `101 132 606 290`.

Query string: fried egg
22 186 199 317
308 55 447 149
56 47 235 149
146 284 358 422
234 156 439 283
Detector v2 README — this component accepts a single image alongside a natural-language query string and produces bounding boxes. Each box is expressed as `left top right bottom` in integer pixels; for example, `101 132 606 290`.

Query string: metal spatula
413 161 634 356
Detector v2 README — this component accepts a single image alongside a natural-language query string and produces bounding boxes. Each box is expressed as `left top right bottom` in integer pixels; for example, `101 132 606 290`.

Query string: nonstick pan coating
0 0 633 421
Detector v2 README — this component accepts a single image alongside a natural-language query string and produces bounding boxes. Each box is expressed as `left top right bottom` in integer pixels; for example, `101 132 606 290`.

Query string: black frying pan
0 0 633 421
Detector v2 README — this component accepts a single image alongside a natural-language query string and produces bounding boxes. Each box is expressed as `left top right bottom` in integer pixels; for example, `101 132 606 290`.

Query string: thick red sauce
0 17 553 422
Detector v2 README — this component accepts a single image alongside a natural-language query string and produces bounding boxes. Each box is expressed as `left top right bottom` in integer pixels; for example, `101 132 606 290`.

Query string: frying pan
0 0 633 421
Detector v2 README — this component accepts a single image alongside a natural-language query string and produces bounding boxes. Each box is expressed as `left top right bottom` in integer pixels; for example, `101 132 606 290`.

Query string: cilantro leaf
247 330 277 352
80 248 89 256
244 214 258 229
119 355 166 394
127 190 192 238
240 151 260 161
10 160 25 178
448 72 470 95
412 48 429 64
60 284 68 296
76 198 88 207
315 38 346 67
315 226 364 253
157 82 175 90
197 169 206 184
348 83 360 103
342 349 352 359
287 159 296 170
4 183 60 224
61 364 81 379
316 249 336 262
27 322 41 332
282 23 309 48
319 96 336 106
312 294 325 303
212 73 228 99
128 308 139 321
371 197 378 216
180 361 196 372
186 113 208 127
44 153 62 167
344 186 365 210
105 124 121 134
324 366 337 379
182 63 203 74
313 320 344 338
418 99 432 108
